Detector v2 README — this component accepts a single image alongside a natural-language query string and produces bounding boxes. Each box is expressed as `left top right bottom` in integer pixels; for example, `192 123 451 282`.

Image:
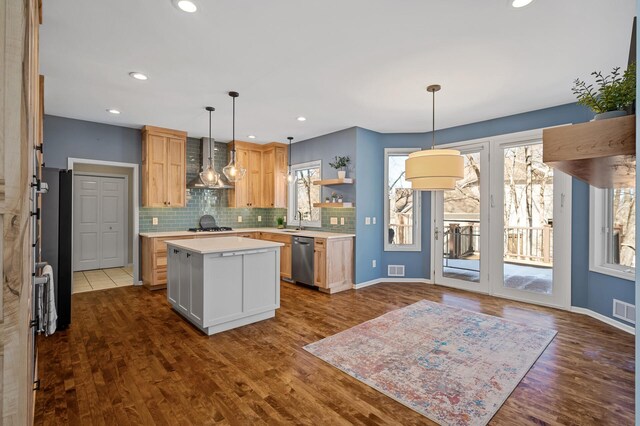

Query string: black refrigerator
41 168 73 329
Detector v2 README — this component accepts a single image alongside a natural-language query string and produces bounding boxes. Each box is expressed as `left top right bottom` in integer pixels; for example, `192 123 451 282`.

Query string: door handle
490 195 495 208
561 193 565 208
434 227 439 240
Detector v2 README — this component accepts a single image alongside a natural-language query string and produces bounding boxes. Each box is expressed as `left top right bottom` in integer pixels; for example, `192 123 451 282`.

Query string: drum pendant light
199 106 220 187
405 85 464 191
286 136 294 182
223 91 247 182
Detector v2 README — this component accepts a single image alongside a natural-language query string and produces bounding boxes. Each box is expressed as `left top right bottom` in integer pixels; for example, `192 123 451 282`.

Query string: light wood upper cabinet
142 126 187 207
229 141 288 208
262 146 288 208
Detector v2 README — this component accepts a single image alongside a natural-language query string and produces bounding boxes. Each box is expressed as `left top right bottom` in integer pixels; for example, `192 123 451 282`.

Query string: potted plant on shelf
329 155 351 179
337 194 343 203
276 216 285 229
572 62 636 120
331 192 338 203
325 196 330 203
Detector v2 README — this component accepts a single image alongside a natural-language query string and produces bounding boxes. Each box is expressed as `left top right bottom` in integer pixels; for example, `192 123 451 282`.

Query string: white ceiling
40 0 635 144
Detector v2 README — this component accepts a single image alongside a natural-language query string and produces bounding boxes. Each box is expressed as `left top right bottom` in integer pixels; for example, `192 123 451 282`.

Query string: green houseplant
572 62 636 120
276 216 285 229
329 155 351 179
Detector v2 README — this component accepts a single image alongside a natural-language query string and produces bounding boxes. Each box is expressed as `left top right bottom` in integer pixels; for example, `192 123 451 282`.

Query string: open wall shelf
313 202 354 208
312 178 354 186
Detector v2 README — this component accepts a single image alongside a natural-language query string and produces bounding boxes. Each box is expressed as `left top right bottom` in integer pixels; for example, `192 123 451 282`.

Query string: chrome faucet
296 210 304 230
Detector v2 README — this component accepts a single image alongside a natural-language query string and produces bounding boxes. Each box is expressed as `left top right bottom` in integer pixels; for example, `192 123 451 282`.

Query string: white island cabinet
165 236 283 335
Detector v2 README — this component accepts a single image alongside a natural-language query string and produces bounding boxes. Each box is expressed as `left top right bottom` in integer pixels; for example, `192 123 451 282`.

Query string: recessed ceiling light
175 0 197 13
297 116 307 122
129 72 148 81
248 135 256 139
106 108 121 115
511 0 533 8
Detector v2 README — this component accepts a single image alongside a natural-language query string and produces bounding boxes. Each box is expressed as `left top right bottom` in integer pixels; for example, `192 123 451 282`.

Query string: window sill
383 245 422 252
589 264 635 282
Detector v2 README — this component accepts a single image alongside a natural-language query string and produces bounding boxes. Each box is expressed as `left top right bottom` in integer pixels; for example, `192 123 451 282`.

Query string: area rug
303 300 556 426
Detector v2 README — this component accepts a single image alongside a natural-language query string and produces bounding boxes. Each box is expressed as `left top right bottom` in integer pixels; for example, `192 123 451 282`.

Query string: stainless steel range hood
187 138 233 189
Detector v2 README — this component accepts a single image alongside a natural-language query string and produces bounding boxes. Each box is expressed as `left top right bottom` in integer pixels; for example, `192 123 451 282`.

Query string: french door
433 142 490 293
433 131 571 309
488 136 571 308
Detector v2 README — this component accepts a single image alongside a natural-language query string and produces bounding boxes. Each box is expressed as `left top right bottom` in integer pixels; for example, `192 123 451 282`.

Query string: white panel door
100 177 125 268
74 176 101 271
73 175 126 271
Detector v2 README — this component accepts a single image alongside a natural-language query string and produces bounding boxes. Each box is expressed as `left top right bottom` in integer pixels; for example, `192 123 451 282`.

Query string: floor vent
388 265 405 277
613 299 636 324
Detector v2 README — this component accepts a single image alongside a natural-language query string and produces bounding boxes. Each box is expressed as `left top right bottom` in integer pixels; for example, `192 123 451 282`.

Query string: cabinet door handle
186 253 191 258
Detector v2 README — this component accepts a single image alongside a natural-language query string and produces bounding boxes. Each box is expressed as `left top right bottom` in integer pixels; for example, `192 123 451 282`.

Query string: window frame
589 186 635 281
384 148 422 252
287 160 322 228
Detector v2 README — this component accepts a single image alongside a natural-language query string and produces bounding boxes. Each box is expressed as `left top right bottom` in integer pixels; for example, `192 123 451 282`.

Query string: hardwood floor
34 282 634 425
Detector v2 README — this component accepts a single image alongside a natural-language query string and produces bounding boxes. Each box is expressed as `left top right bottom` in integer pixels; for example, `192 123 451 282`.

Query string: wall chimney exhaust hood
187 138 233 189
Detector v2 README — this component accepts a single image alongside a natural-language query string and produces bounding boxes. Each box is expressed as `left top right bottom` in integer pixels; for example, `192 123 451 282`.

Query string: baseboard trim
570 307 635 335
353 278 433 290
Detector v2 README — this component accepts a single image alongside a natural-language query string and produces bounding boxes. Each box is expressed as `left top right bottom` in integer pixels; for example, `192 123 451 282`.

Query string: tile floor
72 266 134 294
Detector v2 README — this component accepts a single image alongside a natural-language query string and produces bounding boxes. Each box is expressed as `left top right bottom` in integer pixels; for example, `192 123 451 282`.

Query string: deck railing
503 225 552 265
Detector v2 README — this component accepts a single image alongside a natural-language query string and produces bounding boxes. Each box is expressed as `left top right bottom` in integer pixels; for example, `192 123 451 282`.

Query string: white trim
383 148 422 252
589 186 636 282
68 157 141 285
571 306 635 335
287 160 322 228
353 278 433 290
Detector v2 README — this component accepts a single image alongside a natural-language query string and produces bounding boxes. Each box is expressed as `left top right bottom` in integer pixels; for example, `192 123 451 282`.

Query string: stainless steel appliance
292 236 314 286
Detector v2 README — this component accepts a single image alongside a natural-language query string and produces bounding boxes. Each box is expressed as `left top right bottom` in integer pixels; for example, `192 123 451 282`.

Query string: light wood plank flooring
34 282 634 425
72 266 134 293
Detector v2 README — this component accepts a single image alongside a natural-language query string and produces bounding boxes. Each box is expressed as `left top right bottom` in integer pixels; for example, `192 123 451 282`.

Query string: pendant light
199 106 220 187
405 84 464 191
223 91 247 182
286 136 294 182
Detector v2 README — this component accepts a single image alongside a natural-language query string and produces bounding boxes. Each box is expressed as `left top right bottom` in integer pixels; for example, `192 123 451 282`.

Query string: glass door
489 138 571 308
434 142 490 293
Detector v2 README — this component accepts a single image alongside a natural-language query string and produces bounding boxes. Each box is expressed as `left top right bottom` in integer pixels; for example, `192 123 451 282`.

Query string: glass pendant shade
200 162 220 187
405 84 464 191
222 150 246 182
287 170 294 183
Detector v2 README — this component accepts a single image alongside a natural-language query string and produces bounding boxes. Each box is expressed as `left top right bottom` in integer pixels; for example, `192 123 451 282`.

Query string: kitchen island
165 236 284 335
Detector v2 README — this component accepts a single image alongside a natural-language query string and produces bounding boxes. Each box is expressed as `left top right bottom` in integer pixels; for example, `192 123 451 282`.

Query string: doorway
432 129 571 309
68 158 140 293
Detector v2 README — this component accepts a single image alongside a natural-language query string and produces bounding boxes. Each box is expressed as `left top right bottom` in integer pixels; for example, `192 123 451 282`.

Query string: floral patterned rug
304 300 556 426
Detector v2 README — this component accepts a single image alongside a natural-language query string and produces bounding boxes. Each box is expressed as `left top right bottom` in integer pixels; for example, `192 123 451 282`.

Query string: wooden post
1 0 41 423
542 224 551 264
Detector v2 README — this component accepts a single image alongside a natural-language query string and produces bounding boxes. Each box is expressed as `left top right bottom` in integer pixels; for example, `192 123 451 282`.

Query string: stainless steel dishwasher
291 236 314 286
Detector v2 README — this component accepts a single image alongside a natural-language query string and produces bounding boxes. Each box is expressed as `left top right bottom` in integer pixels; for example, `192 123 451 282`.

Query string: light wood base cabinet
257 232 292 280
314 237 354 293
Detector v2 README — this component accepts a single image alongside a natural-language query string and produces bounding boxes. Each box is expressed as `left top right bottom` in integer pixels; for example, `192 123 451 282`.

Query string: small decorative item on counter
329 155 351 179
325 196 331 203
331 192 338 203
276 216 285 229
572 62 636 120
337 194 343 203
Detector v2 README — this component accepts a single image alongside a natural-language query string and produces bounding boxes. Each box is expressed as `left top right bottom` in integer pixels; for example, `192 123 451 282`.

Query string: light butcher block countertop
165 236 284 255
140 227 355 239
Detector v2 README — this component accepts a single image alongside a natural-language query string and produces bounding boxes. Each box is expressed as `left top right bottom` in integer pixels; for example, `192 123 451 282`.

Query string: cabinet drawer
154 269 167 284
259 233 291 244
314 239 326 247
155 255 167 268
154 236 191 253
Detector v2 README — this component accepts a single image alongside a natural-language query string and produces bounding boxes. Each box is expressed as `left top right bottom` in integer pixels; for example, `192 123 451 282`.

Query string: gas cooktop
188 226 233 232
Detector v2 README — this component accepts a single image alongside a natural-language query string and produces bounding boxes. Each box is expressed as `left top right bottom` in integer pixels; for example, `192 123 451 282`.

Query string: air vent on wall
613 299 636 324
388 265 405 277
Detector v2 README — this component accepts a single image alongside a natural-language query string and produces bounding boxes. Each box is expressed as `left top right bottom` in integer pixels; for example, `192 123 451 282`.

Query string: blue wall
635 2 639 422
44 115 141 169
289 127 357 204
